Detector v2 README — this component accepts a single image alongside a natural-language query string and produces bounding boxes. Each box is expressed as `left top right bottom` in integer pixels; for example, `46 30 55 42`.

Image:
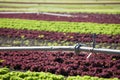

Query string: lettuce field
0 0 120 80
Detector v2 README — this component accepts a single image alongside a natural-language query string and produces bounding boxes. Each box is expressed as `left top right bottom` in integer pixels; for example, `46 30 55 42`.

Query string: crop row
0 36 120 49
0 18 120 35
0 28 120 44
0 13 120 24
0 67 64 80
0 67 119 80
0 51 120 78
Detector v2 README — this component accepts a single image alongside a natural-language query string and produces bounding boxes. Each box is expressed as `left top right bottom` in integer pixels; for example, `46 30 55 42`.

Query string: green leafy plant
0 67 119 80
0 18 120 35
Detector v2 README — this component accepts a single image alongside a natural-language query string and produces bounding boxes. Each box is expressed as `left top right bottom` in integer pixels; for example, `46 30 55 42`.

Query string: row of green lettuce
0 67 119 80
0 18 120 35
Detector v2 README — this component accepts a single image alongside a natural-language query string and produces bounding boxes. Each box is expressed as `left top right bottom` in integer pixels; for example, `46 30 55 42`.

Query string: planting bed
0 36 119 49
0 28 119 44
0 51 120 78
0 13 120 24
0 68 118 80
0 18 120 35
0 67 65 80
0 28 120 49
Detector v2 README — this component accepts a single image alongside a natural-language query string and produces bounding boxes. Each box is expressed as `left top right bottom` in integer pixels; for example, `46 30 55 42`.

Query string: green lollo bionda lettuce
0 18 120 35
67 75 119 80
0 67 119 80
0 67 10 75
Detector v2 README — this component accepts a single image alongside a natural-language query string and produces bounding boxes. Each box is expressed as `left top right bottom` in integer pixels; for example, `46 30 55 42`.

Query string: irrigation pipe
0 46 120 55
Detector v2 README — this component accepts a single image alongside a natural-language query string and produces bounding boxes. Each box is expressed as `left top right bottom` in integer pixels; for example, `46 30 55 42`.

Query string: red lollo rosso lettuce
0 28 120 43
0 51 120 78
0 13 120 24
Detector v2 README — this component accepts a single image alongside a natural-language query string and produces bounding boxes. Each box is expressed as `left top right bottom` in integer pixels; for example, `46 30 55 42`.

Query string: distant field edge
0 9 120 14
0 12 120 14
0 1 120 4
